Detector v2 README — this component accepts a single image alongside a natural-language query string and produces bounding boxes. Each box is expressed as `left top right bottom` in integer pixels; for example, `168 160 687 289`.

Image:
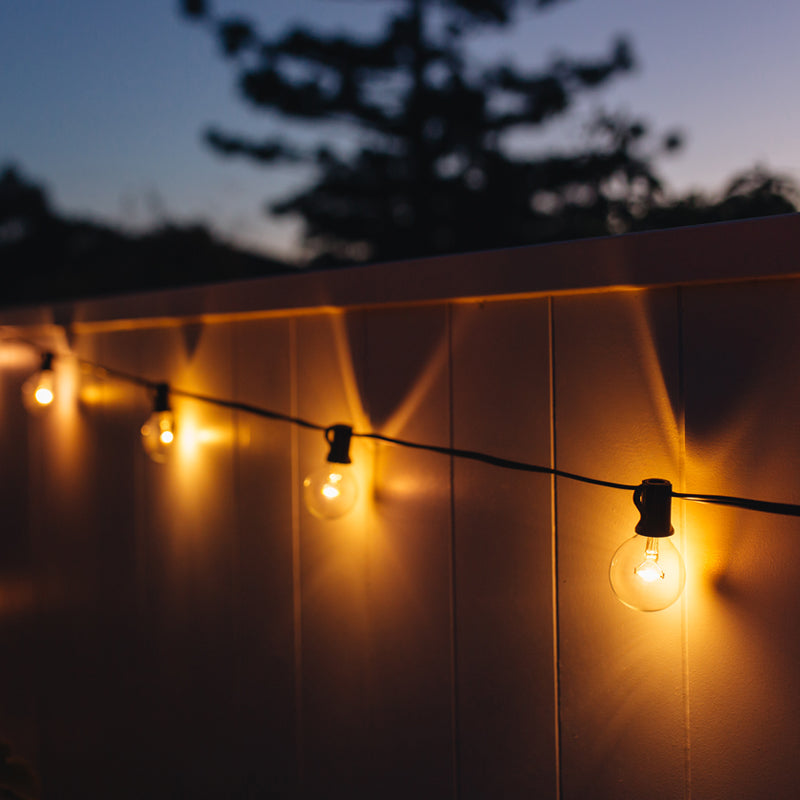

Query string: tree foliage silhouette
0 164 291 306
629 164 799 232
182 0 697 264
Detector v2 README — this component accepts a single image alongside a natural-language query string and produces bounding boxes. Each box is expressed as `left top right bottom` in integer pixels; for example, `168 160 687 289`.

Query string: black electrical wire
170 386 326 433
11 341 800 519
76 355 328 432
77 359 154 389
672 491 800 518
356 431 639 491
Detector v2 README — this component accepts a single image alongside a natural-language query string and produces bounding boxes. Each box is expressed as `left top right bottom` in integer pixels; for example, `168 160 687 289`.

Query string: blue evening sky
2 0 799 261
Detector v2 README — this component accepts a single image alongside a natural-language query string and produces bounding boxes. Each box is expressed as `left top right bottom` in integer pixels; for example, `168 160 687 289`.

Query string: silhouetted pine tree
183 0 689 264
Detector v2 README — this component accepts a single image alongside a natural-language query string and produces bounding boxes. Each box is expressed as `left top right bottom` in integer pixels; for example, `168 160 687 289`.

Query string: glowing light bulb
303 424 359 519
22 352 55 412
610 534 685 611
304 463 358 519
141 383 174 463
609 479 686 612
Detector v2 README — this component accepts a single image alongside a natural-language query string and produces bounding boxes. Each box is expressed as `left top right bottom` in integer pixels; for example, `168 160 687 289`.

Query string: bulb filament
322 472 343 499
35 386 54 405
634 537 665 583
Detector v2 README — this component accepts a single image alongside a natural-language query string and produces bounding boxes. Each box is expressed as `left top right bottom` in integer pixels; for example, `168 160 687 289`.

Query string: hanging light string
10 342 800 519
670 490 800 517
355 430 640 491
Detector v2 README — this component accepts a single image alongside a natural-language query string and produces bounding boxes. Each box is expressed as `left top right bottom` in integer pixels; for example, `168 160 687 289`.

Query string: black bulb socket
326 424 353 464
634 478 674 538
154 383 171 413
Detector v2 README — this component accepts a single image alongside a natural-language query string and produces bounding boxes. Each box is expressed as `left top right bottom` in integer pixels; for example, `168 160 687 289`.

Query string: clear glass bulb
303 462 358 519
141 410 175 463
609 534 685 612
22 369 55 412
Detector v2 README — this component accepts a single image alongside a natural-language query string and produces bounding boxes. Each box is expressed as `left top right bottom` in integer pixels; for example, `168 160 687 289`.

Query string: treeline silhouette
4 0 799 306
0 165 292 307
183 0 798 267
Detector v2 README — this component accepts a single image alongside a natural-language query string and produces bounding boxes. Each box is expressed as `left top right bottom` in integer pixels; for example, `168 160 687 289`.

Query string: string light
609 479 686 612
9 342 800 520
303 425 359 519
21 351 55 412
140 383 175 463
6 340 800 613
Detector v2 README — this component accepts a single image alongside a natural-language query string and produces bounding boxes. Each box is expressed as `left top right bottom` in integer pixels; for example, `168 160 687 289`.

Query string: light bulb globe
141 410 175 463
22 369 55 413
303 462 358 519
609 533 685 612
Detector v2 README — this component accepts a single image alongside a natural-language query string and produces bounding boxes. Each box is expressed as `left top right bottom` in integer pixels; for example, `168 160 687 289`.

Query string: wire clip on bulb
609 478 686 612
303 424 359 519
22 351 55 412
141 383 175 463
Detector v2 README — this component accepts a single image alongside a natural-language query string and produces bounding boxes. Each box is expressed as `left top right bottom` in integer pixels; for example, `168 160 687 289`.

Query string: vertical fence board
683 280 800 800
450 298 557 798
82 331 153 798
107 323 240 797
295 311 371 797
96 327 182 797
554 290 686 800
0 345 39 773
31 334 100 797
359 304 455 798
31 333 145 798
230 317 298 797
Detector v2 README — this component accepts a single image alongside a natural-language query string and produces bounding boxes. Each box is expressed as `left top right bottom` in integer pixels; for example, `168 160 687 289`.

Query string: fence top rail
2 214 800 332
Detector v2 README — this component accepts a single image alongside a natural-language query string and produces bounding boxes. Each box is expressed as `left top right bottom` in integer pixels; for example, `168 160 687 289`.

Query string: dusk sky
2 0 799 261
